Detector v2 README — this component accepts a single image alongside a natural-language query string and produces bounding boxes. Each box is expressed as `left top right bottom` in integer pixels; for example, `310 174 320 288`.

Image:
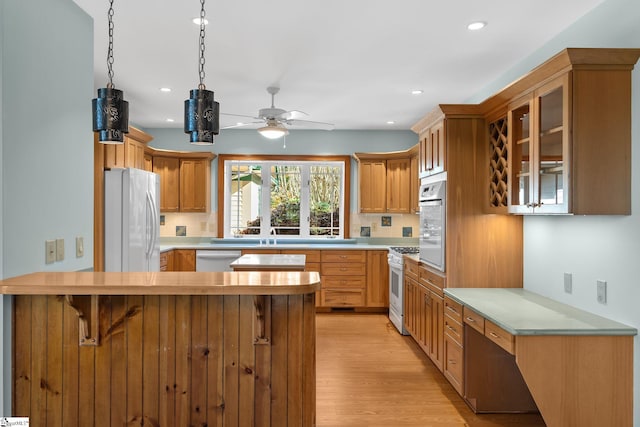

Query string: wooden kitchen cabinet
418 119 446 178
153 152 214 213
153 156 180 212
320 250 367 308
443 296 464 395
103 127 152 170
160 250 174 271
500 48 640 215
386 158 411 213
358 160 387 213
366 250 389 308
409 148 420 214
172 249 196 271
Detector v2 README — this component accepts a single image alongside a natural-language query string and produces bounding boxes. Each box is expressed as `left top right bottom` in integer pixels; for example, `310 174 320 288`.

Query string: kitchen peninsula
1 271 320 426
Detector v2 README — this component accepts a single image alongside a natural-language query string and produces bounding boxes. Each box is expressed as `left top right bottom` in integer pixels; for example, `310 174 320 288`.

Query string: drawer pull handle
489 332 500 339
465 317 475 323
340 268 347 271
446 306 459 314
448 360 456 365
339 255 347 259
446 325 455 331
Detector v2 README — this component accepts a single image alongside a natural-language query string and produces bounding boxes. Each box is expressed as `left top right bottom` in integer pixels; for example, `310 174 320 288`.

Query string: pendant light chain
198 0 206 90
106 0 115 89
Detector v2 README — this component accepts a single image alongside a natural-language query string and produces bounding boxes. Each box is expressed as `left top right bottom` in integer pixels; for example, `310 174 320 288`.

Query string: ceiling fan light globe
258 125 289 139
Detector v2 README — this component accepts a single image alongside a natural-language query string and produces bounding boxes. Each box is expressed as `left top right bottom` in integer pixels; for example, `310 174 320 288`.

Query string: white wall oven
419 180 446 272
388 246 418 335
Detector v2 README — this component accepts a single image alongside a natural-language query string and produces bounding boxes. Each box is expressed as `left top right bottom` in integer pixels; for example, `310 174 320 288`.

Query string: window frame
217 154 351 239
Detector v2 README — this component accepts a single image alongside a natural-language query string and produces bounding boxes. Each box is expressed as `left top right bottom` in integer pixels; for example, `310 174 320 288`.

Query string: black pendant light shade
92 87 129 143
184 88 220 145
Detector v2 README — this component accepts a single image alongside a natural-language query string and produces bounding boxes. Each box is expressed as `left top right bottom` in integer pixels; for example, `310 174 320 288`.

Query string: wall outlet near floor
597 280 607 304
563 272 572 294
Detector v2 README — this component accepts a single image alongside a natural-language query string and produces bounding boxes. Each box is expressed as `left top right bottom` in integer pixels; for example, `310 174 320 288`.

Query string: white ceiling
73 0 605 131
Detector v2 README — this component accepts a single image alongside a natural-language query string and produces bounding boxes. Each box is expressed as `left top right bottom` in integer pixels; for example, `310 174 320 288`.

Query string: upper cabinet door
508 75 570 214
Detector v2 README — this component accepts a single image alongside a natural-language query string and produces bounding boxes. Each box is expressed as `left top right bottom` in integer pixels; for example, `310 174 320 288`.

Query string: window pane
310 166 341 236
270 165 301 236
230 164 262 236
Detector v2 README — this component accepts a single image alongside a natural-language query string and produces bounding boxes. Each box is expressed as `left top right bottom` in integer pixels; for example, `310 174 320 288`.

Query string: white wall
466 0 640 424
1 0 94 415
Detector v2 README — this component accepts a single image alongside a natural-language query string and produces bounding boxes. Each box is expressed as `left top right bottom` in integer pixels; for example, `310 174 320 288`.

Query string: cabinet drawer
322 276 366 289
321 289 365 307
444 297 463 324
321 263 366 276
281 249 321 263
444 316 463 346
321 250 366 263
443 334 464 396
485 320 515 355
404 259 420 280
463 307 485 334
305 262 321 273
419 265 445 291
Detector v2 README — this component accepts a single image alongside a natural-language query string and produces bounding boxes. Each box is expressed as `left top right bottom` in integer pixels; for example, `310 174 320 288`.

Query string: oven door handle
420 199 443 207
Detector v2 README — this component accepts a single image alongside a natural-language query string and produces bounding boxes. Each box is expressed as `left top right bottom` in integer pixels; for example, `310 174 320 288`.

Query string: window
220 156 350 239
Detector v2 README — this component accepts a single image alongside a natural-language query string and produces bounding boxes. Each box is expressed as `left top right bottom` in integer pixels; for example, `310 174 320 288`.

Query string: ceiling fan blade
278 110 308 120
285 119 335 130
221 121 264 129
221 112 261 120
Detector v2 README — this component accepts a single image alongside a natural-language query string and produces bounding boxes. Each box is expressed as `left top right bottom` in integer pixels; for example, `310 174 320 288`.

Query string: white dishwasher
195 250 242 272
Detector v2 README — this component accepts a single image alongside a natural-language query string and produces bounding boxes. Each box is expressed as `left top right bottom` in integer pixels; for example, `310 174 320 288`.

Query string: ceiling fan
221 86 335 139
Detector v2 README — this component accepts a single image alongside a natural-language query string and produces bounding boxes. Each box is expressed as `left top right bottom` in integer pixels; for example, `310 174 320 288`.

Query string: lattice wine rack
489 117 508 210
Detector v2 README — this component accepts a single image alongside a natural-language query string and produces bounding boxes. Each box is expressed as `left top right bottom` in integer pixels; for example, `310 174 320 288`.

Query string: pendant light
184 0 220 145
92 0 129 144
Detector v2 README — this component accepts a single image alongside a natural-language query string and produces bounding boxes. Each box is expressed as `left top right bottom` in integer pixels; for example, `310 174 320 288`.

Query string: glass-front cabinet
507 75 570 214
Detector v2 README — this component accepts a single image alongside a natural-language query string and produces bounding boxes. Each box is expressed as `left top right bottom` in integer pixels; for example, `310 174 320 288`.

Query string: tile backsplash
161 211 419 239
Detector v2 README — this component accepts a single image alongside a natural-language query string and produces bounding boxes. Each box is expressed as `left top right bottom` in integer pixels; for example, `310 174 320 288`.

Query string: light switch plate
76 236 84 258
564 273 572 294
45 240 56 264
597 280 607 304
56 238 65 261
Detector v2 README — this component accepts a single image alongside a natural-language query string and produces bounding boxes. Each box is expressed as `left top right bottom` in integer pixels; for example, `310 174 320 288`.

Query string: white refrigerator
105 168 161 272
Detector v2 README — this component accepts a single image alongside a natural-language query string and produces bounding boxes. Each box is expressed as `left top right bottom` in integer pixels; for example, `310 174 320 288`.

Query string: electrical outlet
76 236 84 258
45 240 56 264
597 280 607 304
564 272 572 294
56 238 65 261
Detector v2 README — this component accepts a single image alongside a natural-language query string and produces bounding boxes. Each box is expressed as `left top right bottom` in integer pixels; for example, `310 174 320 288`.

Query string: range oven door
419 199 445 272
388 260 409 335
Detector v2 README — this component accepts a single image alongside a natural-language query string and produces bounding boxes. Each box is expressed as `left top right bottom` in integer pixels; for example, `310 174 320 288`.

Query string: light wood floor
316 313 546 427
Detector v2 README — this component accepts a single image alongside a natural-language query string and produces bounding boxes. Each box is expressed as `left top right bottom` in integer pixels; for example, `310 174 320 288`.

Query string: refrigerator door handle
145 191 156 257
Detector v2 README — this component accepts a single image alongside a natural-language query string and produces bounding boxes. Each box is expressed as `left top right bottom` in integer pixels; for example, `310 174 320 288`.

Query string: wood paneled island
1 271 320 427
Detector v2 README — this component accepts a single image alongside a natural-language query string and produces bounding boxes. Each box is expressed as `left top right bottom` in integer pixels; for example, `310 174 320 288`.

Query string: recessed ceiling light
160 87 172 92
166 118 175 123
236 122 244 126
411 90 423 95
467 21 487 31
386 121 396 125
192 17 209 25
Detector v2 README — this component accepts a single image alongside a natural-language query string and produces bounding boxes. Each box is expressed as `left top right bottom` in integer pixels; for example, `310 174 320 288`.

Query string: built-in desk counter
1 271 320 426
444 288 636 427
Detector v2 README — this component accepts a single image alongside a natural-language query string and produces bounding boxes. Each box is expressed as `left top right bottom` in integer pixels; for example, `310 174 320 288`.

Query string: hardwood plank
316 313 546 427
142 295 160 426
238 295 256 426
62 297 80 426
190 295 208 426
158 296 176 427
223 295 240 427
254 296 272 427
269 295 288 423
126 295 144 425
30 296 48 426
13 296 31 417
94 296 112 427
109 296 127 427
174 295 192 426
287 295 304 425
206 295 224 426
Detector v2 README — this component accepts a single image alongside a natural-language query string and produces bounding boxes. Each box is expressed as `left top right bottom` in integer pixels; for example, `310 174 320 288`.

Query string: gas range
389 246 420 255
387 246 417 336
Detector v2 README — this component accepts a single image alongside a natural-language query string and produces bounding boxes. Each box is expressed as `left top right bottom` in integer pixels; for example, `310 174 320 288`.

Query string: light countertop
444 288 637 336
